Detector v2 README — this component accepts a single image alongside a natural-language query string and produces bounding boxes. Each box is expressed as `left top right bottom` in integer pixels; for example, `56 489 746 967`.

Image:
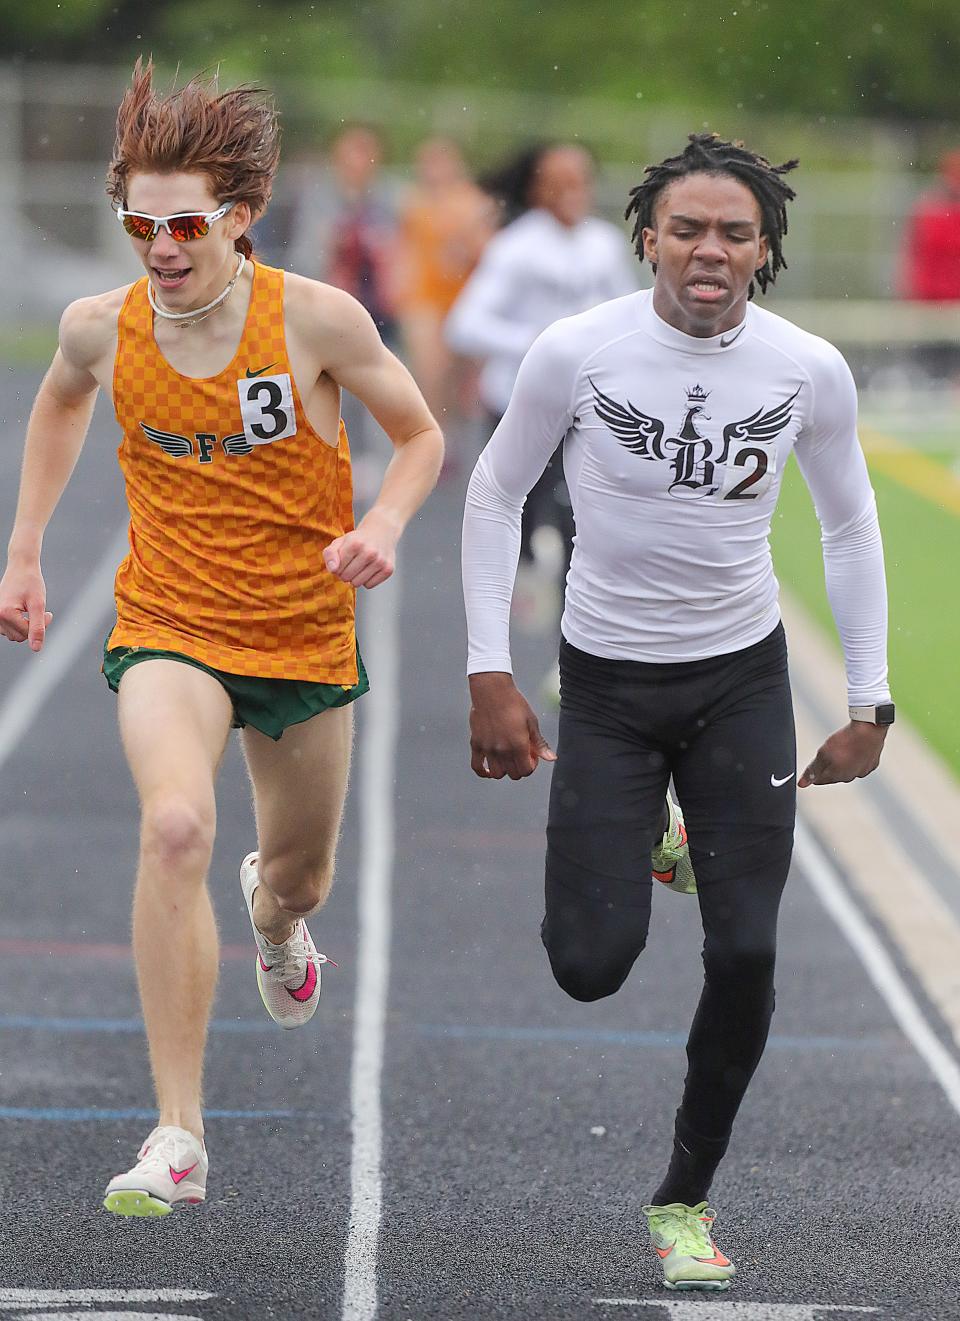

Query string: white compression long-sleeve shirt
445 207 639 415
462 290 890 706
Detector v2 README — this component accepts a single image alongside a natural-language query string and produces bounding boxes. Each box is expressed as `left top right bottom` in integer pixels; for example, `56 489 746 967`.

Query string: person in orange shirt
0 60 443 1216
395 137 495 435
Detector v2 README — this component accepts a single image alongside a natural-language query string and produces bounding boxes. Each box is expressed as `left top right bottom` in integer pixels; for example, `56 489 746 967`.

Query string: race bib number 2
236 372 297 446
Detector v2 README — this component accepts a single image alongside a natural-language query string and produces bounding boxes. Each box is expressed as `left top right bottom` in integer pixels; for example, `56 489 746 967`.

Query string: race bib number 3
236 372 298 446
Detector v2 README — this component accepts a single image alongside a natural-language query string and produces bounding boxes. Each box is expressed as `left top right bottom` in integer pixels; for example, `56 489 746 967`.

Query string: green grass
771 449 960 778
0 325 58 368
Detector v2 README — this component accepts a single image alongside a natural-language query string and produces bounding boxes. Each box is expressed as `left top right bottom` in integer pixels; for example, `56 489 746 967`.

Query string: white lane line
593 1301 878 1317
0 1289 213 1305
341 576 400 1321
17 1312 203 1320
795 816 960 1117
0 524 127 775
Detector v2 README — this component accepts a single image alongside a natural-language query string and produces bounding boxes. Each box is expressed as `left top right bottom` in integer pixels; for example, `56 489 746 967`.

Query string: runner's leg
240 705 353 944
653 628 796 1203
117 660 234 1140
541 640 669 1000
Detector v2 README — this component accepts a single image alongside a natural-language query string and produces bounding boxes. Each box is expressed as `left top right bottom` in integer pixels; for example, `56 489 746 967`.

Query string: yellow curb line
861 425 960 516
782 591 960 1050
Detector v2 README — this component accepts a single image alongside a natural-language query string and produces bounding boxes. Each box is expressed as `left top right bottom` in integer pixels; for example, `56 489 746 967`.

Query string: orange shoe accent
654 1245 674 1259
695 1245 730 1268
653 868 677 884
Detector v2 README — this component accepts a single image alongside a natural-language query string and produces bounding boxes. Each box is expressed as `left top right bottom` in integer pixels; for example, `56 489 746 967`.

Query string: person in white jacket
447 143 638 581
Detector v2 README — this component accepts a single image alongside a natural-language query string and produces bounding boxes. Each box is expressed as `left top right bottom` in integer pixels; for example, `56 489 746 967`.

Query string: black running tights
541 626 796 1156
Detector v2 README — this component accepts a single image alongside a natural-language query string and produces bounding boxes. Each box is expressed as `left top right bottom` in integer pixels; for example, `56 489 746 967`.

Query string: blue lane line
416 1023 880 1051
0 1014 878 1052
0 1107 294 1121
0 1015 274 1034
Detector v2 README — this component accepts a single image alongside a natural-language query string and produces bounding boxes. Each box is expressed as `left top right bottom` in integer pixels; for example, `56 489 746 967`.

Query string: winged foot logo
140 421 253 463
591 378 800 500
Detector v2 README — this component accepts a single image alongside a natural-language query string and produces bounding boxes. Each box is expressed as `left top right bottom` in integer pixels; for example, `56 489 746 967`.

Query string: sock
650 1129 728 1207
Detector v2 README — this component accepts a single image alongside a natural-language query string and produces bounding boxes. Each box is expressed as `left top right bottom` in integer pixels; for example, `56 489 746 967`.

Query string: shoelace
137 1128 200 1170
652 822 685 867
260 927 335 982
653 1207 715 1257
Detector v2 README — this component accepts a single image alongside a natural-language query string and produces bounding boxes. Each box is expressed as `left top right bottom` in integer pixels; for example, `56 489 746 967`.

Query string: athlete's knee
552 960 632 1002
542 924 643 1002
258 849 333 914
703 938 776 991
140 794 215 871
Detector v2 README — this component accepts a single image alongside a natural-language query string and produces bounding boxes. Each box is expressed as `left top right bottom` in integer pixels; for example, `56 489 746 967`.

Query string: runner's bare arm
287 279 444 589
0 292 121 650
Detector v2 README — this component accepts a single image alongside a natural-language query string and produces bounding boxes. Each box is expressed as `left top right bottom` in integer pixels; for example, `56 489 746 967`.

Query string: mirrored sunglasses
115 201 234 242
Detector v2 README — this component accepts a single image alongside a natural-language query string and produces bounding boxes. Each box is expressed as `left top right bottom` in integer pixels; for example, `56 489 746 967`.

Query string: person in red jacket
900 149 960 301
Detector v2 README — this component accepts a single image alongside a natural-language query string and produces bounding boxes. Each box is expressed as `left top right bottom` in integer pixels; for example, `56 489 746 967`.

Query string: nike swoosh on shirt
770 771 796 787
245 362 277 377
719 326 745 348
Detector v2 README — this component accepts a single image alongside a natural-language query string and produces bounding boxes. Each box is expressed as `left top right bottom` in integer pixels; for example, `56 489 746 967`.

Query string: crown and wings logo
590 379 801 499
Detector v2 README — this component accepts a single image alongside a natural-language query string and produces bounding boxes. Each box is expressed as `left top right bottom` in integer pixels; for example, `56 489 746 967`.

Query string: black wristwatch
848 703 896 726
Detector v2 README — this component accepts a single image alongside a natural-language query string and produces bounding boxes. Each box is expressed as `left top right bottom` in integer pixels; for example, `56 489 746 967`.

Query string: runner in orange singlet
0 60 443 1216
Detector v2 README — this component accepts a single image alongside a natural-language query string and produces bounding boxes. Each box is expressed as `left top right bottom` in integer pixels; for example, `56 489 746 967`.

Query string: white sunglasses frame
115 201 234 241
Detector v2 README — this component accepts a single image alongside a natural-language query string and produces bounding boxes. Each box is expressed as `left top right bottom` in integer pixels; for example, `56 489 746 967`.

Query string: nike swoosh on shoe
287 958 319 1002
695 1246 731 1267
169 1163 198 1184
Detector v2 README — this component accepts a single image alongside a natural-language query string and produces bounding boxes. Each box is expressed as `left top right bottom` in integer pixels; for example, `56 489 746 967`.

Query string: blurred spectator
395 137 496 434
288 124 401 492
288 123 400 342
900 149 960 301
446 143 637 668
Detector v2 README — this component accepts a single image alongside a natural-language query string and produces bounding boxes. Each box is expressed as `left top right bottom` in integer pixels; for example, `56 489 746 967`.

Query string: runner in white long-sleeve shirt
461 133 893 1293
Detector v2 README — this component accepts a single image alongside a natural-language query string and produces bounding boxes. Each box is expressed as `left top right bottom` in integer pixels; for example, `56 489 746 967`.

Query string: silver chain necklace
147 253 246 329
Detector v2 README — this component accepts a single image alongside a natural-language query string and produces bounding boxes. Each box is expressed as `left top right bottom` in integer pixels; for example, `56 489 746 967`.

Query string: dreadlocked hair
107 57 281 259
624 132 798 298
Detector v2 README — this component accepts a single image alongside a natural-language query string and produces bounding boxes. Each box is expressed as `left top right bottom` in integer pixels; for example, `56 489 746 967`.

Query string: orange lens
121 214 157 240
166 215 209 242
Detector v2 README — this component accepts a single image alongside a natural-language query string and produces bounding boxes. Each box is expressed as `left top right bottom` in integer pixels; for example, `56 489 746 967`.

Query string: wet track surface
0 372 955 1320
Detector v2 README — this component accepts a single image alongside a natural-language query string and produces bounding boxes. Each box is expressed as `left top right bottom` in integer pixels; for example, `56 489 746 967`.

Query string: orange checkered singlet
109 262 358 682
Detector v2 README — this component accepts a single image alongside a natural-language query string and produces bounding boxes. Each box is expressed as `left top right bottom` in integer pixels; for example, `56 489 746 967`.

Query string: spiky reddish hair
106 58 281 258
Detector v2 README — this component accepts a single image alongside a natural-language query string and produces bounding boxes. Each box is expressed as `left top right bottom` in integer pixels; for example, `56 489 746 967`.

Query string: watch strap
848 702 895 726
